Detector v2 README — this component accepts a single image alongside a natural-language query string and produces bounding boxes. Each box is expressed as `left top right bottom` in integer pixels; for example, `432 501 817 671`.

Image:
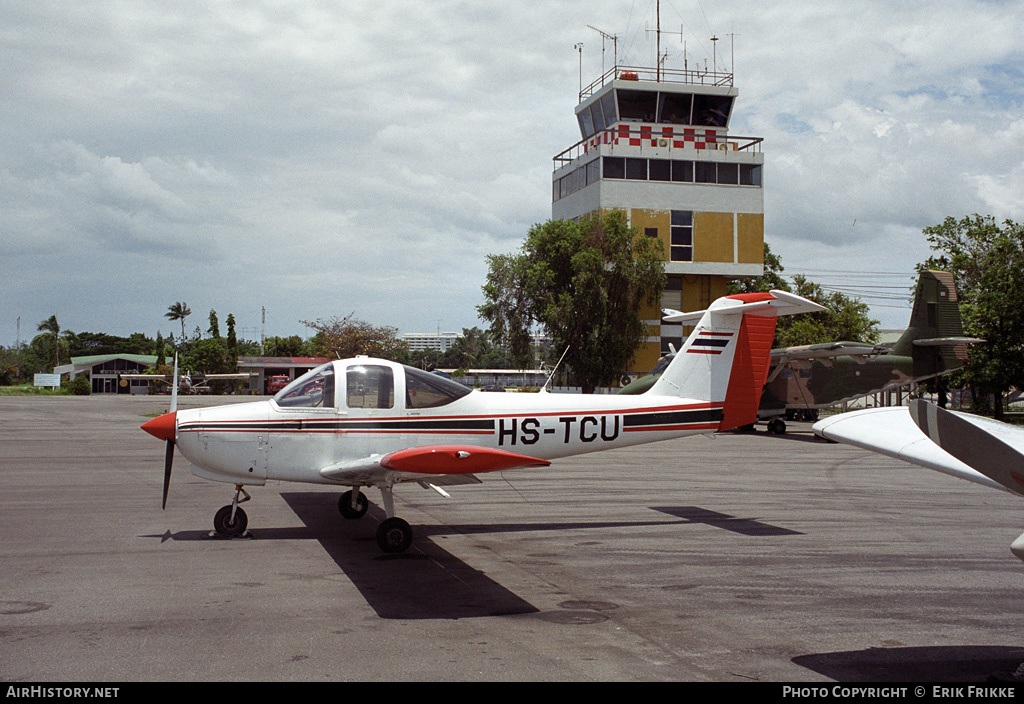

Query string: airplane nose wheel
213 486 250 537
376 517 413 553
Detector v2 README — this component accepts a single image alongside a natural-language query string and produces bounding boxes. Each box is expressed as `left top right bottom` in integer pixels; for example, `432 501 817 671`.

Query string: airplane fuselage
175 371 722 487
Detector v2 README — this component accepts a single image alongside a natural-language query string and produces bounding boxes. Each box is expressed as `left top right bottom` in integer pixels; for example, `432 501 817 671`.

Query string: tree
154 332 166 367
727 241 788 294
728 243 878 348
303 313 406 360
773 275 879 348
920 214 1024 418
165 302 192 341
208 309 220 339
36 315 62 369
225 314 238 372
478 212 664 393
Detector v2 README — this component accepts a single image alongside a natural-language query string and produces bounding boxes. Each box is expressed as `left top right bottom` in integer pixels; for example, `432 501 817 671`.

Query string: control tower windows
649 159 671 181
603 156 625 179
718 163 739 185
626 158 647 180
693 94 733 127
618 90 658 122
695 162 716 183
672 160 693 182
577 109 594 139
740 164 762 186
670 211 693 262
658 93 694 124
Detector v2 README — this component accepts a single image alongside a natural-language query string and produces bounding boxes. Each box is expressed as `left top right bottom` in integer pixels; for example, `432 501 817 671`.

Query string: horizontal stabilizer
663 289 826 323
912 337 985 347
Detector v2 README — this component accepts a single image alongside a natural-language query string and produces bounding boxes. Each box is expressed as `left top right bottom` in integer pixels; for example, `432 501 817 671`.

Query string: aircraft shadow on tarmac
793 645 1024 682
146 494 801 620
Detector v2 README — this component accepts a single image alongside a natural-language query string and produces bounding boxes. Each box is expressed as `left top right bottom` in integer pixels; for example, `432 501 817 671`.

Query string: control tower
552 61 765 375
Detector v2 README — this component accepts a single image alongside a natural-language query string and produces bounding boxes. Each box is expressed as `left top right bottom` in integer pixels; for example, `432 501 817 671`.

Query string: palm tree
37 314 61 369
165 302 192 340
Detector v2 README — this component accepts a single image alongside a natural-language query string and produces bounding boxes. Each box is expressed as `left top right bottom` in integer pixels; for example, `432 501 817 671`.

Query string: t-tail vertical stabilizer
893 270 978 377
653 290 825 430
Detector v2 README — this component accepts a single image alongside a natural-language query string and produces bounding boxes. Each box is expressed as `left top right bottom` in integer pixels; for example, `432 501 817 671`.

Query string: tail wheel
214 505 248 536
376 517 413 553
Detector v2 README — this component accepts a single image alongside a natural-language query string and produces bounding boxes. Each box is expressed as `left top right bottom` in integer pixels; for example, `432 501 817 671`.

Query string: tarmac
2 394 1023 683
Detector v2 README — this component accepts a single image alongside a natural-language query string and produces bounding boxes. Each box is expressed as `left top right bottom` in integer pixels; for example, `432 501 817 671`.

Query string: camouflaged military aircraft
622 271 979 434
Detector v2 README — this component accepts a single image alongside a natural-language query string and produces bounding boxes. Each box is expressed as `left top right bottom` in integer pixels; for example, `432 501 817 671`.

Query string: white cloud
1 0 1023 341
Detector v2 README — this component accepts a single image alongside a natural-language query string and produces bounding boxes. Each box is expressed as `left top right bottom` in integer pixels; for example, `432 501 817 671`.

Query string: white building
403 332 461 352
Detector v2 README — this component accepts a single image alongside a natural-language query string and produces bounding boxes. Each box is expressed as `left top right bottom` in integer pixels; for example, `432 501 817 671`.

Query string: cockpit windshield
404 366 472 409
273 363 335 408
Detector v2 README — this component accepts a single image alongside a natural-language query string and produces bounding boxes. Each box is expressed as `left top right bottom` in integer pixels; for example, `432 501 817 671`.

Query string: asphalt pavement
2 395 1022 682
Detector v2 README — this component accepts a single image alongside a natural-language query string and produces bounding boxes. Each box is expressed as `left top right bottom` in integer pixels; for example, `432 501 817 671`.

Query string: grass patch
0 385 69 396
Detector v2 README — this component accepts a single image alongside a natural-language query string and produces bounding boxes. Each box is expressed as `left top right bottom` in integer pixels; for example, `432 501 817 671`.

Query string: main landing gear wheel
214 505 248 536
767 417 787 435
338 490 369 519
376 517 413 554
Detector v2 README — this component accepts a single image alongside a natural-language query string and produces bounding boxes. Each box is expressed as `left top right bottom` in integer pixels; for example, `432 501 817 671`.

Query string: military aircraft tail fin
651 291 825 430
892 271 975 376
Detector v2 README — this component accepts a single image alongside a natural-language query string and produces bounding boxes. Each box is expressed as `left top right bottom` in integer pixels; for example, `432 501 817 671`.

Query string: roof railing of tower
552 126 762 170
580 65 734 102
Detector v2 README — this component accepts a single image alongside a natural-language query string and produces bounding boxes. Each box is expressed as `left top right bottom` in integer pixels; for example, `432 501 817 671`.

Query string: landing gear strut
374 484 412 553
336 484 414 553
213 485 250 537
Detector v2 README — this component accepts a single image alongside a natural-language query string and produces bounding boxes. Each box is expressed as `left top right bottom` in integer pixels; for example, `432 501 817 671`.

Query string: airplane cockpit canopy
274 362 335 408
272 361 472 410
404 365 472 409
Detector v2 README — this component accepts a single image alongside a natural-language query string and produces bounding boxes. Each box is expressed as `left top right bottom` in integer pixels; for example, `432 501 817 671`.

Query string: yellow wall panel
737 213 765 264
693 211 734 263
628 209 671 261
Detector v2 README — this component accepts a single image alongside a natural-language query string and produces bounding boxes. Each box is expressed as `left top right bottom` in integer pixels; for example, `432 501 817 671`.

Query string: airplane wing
119 374 173 384
197 373 258 380
908 400 1024 496
811 406 1010 494
319 445 550 485
770 341 883 363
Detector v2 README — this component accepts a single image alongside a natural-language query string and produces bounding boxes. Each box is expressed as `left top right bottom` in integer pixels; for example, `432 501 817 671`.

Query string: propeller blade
162 438 174 510
170 353 179 413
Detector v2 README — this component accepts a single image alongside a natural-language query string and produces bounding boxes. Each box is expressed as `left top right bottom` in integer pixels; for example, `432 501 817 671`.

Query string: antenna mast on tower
587 25 618 75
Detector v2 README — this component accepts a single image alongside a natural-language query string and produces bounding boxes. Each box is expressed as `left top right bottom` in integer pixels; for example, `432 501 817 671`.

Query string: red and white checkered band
584 124 720 152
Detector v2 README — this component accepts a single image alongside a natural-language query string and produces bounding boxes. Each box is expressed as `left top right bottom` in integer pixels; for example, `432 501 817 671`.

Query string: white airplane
813 400 1024 560
121 371 256 394
142 290 824 553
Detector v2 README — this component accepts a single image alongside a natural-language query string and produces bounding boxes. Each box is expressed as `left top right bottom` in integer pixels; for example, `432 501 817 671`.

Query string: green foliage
729 242 878 348
225 314 238 372
774 275 879 348
920 214 1024 417
62 374 91 395
303 313 406 360
478 211 665 392
727 242 789 294
165 301 191 340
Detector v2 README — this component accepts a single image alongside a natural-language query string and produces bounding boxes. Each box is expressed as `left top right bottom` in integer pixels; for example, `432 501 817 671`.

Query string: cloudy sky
2 0 1022 349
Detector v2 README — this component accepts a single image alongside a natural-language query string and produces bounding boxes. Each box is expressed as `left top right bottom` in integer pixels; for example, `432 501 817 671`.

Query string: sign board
34 373 61 388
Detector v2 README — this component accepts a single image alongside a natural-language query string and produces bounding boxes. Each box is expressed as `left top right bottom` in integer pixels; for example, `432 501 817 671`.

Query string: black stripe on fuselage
623 408 723 428
179 418 496 433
